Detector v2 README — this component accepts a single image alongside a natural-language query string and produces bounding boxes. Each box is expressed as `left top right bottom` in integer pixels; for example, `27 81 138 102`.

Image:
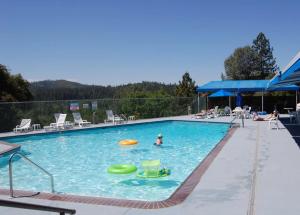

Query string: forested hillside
30 80 177 100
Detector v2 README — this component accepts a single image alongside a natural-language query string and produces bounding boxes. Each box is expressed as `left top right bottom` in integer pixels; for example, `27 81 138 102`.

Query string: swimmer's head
157 133 163 138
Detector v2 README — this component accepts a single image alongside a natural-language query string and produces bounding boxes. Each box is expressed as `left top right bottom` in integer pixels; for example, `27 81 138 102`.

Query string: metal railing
0 199 76 214
229 114 244 128
229 115 237 128
9 152 55 198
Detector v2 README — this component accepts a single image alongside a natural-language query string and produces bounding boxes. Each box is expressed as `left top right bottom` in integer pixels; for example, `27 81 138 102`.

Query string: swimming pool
0 120 230 202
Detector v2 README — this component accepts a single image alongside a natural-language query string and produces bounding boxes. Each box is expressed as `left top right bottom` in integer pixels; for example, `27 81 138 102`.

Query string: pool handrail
230 115 244 128
8 152 55 198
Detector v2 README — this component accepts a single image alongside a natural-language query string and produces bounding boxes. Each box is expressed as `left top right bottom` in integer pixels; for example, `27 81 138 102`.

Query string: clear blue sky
1 0 299 86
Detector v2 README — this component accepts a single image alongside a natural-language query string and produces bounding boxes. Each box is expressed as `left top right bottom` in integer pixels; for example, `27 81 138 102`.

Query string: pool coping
0 141 20 157
0 121 237 209
0 118 233 140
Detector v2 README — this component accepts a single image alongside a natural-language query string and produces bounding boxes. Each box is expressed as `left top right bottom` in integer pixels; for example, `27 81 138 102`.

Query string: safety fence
0 97 206 132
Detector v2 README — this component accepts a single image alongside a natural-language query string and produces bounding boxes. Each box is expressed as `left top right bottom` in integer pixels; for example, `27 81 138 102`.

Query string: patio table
32 124 41 130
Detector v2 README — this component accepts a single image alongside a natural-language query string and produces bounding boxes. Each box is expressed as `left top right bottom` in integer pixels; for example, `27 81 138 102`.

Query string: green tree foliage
0 64 33 131
222 32 278 80
223 46 260 80
252 32 279 79
0 64 32 102
175 72 196 97
30 80 177 100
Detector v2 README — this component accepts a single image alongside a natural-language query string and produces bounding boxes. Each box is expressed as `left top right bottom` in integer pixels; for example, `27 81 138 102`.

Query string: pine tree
222 33 278 80
252 32 279 79
175 72 196 97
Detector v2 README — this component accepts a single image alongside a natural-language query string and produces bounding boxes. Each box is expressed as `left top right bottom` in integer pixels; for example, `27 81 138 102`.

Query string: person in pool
154 134 163 146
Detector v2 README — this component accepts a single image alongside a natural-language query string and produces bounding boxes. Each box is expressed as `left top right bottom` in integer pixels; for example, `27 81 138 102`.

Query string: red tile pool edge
0 126 237 209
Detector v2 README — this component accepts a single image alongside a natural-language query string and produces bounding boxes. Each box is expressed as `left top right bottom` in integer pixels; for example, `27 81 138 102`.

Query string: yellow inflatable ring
119 139 138 145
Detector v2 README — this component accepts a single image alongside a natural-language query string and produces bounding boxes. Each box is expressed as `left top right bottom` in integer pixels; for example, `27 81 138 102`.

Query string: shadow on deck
280 117 300 149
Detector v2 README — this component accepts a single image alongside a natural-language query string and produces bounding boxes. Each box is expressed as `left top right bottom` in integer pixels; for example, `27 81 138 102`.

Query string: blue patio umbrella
208 90 235 108
208 89 235 97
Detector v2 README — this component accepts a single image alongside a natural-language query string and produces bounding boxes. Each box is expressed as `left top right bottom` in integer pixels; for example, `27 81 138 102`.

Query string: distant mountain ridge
30 80 177 100
30 80 87 89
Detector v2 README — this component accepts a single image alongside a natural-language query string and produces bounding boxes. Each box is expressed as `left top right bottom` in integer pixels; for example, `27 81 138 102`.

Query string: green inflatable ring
107 164 137 174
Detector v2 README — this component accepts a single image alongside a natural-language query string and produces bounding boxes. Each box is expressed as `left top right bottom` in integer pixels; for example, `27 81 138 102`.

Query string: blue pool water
0 121 229 201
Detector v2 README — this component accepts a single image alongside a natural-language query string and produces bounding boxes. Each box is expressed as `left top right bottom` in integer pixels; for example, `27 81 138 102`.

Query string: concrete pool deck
0 115 299 214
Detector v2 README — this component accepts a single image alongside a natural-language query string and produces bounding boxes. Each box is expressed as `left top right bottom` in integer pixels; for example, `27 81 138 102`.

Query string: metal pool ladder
8 152 55 197
230 115 244 128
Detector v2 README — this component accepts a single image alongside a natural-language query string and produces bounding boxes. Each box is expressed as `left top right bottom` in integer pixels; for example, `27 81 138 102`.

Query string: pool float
119 139 138 145
107 164 137 174
136 168 171 178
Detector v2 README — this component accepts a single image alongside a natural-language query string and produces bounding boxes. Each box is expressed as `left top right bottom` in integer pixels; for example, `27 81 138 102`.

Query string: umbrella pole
229 96 231 109
261 91 264 112
206 95 208 111
197 93 200 113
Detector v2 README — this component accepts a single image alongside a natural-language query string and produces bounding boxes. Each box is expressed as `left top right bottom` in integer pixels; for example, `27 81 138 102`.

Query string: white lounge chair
194 110 207 119
105 110 124 124
207 106 219 118
243 106 252 119
46 114 67 130
72 112 91 127
13 119 32 133
54 113 60 123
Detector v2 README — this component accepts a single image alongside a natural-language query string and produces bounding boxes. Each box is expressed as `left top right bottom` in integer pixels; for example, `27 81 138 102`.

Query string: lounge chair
213 106 219 117
44 114 67 130
194 110 207 119
207 106 219 118
243 106 252 119
105 110 124 124
72 112 91 127
54 113 60 123
13 119 32 133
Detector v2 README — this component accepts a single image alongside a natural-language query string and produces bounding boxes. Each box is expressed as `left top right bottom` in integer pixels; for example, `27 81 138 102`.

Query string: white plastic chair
213 106 219 117
49 114 67 129
72 112 91 127
13 119 32 132
244 107 252 119
105 110 124 124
